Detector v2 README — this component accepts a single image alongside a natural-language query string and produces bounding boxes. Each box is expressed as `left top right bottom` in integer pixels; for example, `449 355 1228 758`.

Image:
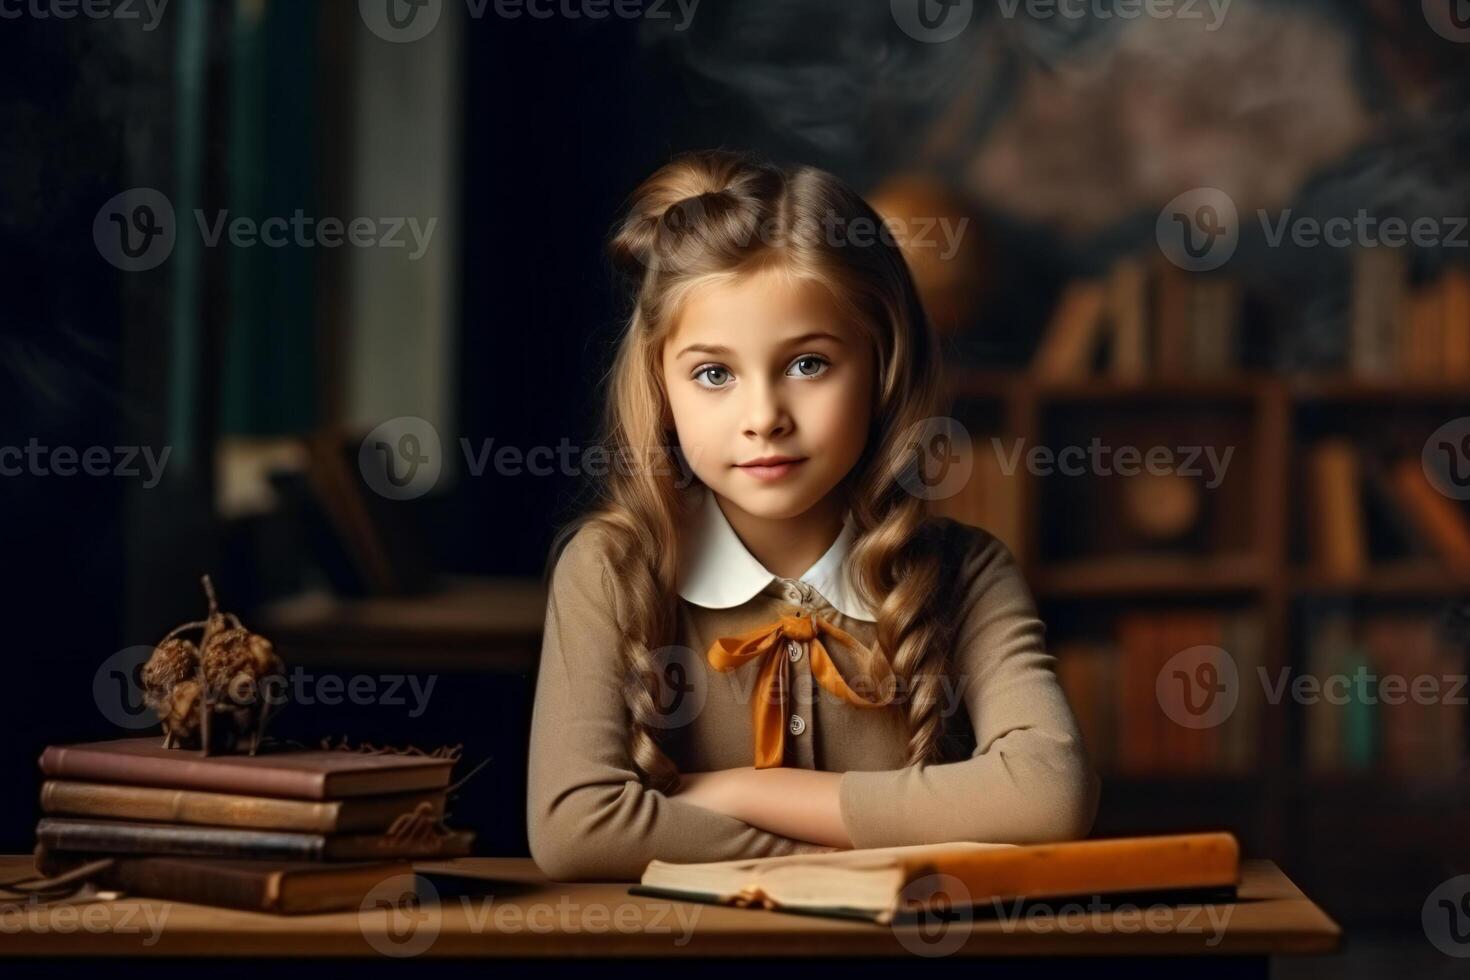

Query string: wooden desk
0 855 1340 973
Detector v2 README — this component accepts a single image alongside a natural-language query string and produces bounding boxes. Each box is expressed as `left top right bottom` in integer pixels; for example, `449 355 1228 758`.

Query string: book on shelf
629 832 1240 925
1054 641 1116 773
1306 614 1347 775
34 847 412 915
1399 282 1443 381
35 817 474 862
1304 613 1464 778
1184 274 1240 376
39 780 447 834
1221 611 1266 773
1059 608 1265 777
1301 447 1470 576
1154 257 1192 376
1033 258 1242 381
1350 251 1470 381
38 737 456 800
1306 439 1368 579
1107 256 1148 380
1032 279 1108 380
1385 457 1470 572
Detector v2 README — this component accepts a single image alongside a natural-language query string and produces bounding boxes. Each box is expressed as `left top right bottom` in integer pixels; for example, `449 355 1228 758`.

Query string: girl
526 150 1099 882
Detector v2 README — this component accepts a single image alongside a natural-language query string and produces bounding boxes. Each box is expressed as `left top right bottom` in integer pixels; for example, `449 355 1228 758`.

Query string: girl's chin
714 486 831 522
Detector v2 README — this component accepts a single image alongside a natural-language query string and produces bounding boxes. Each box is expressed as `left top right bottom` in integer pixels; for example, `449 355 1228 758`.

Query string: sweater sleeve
526 526 832 881
836 525 1101 849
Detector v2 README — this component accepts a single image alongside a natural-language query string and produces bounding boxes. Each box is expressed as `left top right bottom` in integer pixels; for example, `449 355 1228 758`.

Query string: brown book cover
1436 630 1467 773
631 832 1240 925
35 847 413 915
1032 279 1108 380
1400 282 1444 381
35 817 474 862
1166 612 1228 773
39 737 455 800
1360 618 1411 776
1187 275 1240 376
40 780 446 834
1365 617 1445 779
1307 439 1368 580
1387 458 1470 571
1107 256 1149 379
1305 614 1352 776
1153 259 1191 376
1222 610 1265 775
1056 644 1103 773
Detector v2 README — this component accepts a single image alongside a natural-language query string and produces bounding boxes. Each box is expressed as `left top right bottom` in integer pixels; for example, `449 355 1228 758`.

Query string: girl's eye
693 365 732 389
692 356 828 390
789 355 829 379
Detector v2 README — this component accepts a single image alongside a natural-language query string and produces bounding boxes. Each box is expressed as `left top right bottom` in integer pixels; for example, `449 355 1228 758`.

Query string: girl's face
660 266 875 522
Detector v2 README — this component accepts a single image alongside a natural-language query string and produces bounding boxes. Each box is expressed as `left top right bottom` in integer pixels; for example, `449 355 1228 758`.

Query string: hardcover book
39 738 455 800
629 832 1240 925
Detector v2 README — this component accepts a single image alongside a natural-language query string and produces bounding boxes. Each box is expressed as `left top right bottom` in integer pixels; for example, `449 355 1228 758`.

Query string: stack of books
32 736 473 914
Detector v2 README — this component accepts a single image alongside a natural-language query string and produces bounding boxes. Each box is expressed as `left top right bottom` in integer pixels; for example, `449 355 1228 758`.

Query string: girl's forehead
667 268 853 351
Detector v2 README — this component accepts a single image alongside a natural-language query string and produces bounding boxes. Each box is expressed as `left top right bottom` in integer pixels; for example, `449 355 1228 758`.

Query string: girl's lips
736 458 807 482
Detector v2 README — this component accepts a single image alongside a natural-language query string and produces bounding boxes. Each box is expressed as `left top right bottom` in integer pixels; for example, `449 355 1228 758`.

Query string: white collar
676 485 876 621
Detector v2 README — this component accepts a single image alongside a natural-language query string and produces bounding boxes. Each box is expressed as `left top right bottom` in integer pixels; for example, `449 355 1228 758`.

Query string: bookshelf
933 368 1470 924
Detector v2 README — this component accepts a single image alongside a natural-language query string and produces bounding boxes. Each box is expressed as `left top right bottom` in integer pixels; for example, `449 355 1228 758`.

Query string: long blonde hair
548 149 961 793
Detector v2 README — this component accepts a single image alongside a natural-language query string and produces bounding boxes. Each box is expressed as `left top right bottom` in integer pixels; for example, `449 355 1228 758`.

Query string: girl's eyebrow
676 331 846 359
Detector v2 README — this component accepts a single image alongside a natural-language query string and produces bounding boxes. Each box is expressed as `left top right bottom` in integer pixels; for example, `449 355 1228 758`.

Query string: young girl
526 150 1099 882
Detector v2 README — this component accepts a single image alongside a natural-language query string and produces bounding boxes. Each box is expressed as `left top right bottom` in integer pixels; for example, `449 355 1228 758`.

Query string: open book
629 832 1239 925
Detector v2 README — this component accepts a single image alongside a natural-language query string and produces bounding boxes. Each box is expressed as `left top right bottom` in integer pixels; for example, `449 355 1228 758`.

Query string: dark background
4 2 1469 971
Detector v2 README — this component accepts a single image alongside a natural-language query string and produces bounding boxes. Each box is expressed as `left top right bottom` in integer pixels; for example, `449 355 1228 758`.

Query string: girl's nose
741 381 793 439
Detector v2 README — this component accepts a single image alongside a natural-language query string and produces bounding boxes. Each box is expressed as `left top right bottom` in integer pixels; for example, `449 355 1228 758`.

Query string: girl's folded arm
836 531 1102 850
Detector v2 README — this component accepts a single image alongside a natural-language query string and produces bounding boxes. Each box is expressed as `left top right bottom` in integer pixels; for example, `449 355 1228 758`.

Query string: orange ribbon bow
705 612 897 769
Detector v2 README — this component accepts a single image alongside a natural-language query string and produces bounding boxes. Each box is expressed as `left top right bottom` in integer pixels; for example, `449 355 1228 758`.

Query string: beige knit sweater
526 515 1100 882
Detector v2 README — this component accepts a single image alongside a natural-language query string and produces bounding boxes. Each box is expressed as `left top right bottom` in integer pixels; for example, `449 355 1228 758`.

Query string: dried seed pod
142 636 199 713
201 628 281 697
141 573 287 755
158 679 204 749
